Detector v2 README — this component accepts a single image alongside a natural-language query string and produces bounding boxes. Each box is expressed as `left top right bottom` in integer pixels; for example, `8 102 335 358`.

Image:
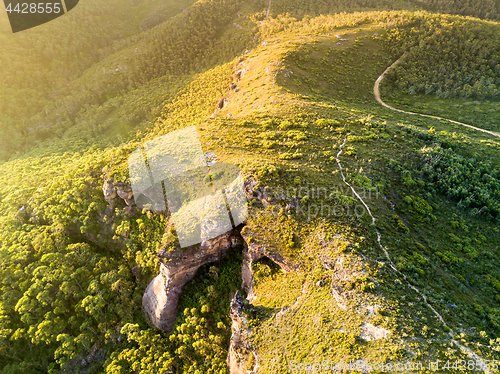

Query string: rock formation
217 97 226 109
142 228 243 331
227 291 259 374
240 232 299 300
102 179 135 207
100 172 308 374
140 177 299 332
101 174 298 344
359 322 391 341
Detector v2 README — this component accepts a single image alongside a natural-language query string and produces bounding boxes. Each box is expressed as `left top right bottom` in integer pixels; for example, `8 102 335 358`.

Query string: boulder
102 179 118 205
217 97 226 109
102 179 136 207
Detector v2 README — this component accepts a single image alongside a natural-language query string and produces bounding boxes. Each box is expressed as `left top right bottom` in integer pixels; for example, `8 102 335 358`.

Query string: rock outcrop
141 177 300 332
359 322 391 341
142 229 243 331
101 173 300 344
100 171 309 374
227 291 259 374
102 179 135 207
242 178 300 298
240 232 299 300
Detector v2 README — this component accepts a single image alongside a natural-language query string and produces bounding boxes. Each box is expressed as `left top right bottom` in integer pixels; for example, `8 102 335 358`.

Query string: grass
381 88 500 133
196 17 500 372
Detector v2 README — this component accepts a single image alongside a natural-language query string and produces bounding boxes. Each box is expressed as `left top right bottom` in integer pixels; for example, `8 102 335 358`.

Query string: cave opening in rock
251 256 283 285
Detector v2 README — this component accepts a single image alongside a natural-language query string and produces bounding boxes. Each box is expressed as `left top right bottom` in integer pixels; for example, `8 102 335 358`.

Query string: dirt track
374 57 500 139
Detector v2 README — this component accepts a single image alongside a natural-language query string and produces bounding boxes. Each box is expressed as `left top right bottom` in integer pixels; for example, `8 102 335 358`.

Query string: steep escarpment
227 291 259 374
143 228 244 331
140 177 301 333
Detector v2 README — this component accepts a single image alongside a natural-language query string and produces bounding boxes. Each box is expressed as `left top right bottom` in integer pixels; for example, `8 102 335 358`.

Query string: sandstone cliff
240 231 299 300
140 177 286 332
102 175 300 359
227 291 259 374
142 229 244 331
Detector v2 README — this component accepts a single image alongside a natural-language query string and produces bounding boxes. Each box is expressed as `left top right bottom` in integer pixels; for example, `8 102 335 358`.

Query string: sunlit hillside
1 1 500 373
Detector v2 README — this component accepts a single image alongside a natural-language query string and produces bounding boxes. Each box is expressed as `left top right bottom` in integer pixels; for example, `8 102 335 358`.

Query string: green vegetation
420 145 500 220
106 249 243 373
0 0 253 160
419 0 500 21
1 0 500 373
380 93 500 133
383 14 500 100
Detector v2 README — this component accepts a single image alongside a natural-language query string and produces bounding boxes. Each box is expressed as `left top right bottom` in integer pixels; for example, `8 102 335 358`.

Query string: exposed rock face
110 171 300 341
240 244 264 300
217 97 226 109
241 178 300 299
101 171 310 373
102 179 135 207
244 179 271 207
142 229 243 331
102 179 117 205
359 322 391 341
240 232 299 301
142 176 297 330
227 291 259 374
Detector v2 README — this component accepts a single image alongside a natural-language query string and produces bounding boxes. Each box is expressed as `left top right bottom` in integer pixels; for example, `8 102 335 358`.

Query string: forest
3 0 500 161
383 14 500 99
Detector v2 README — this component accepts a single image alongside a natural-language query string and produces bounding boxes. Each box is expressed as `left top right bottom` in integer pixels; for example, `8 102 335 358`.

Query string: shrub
420 145 500 220
285 130 308 141
279 152 304 160
315 118 339 128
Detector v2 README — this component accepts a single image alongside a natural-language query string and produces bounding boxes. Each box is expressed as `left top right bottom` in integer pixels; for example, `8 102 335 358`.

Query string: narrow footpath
335 127 492 372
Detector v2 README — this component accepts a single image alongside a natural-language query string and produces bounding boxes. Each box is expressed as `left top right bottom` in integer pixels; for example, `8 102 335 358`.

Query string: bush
420 145 500 220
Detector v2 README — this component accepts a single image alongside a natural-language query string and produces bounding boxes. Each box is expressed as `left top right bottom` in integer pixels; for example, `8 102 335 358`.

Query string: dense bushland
269 0 500 20
420 0 500 21
420 145 500 220
383 14 500 99
0 0 254 160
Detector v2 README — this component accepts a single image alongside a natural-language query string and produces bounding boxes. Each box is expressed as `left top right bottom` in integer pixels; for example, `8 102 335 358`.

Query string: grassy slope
381 90 500 134
0 0 224 160
181 15 500 372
